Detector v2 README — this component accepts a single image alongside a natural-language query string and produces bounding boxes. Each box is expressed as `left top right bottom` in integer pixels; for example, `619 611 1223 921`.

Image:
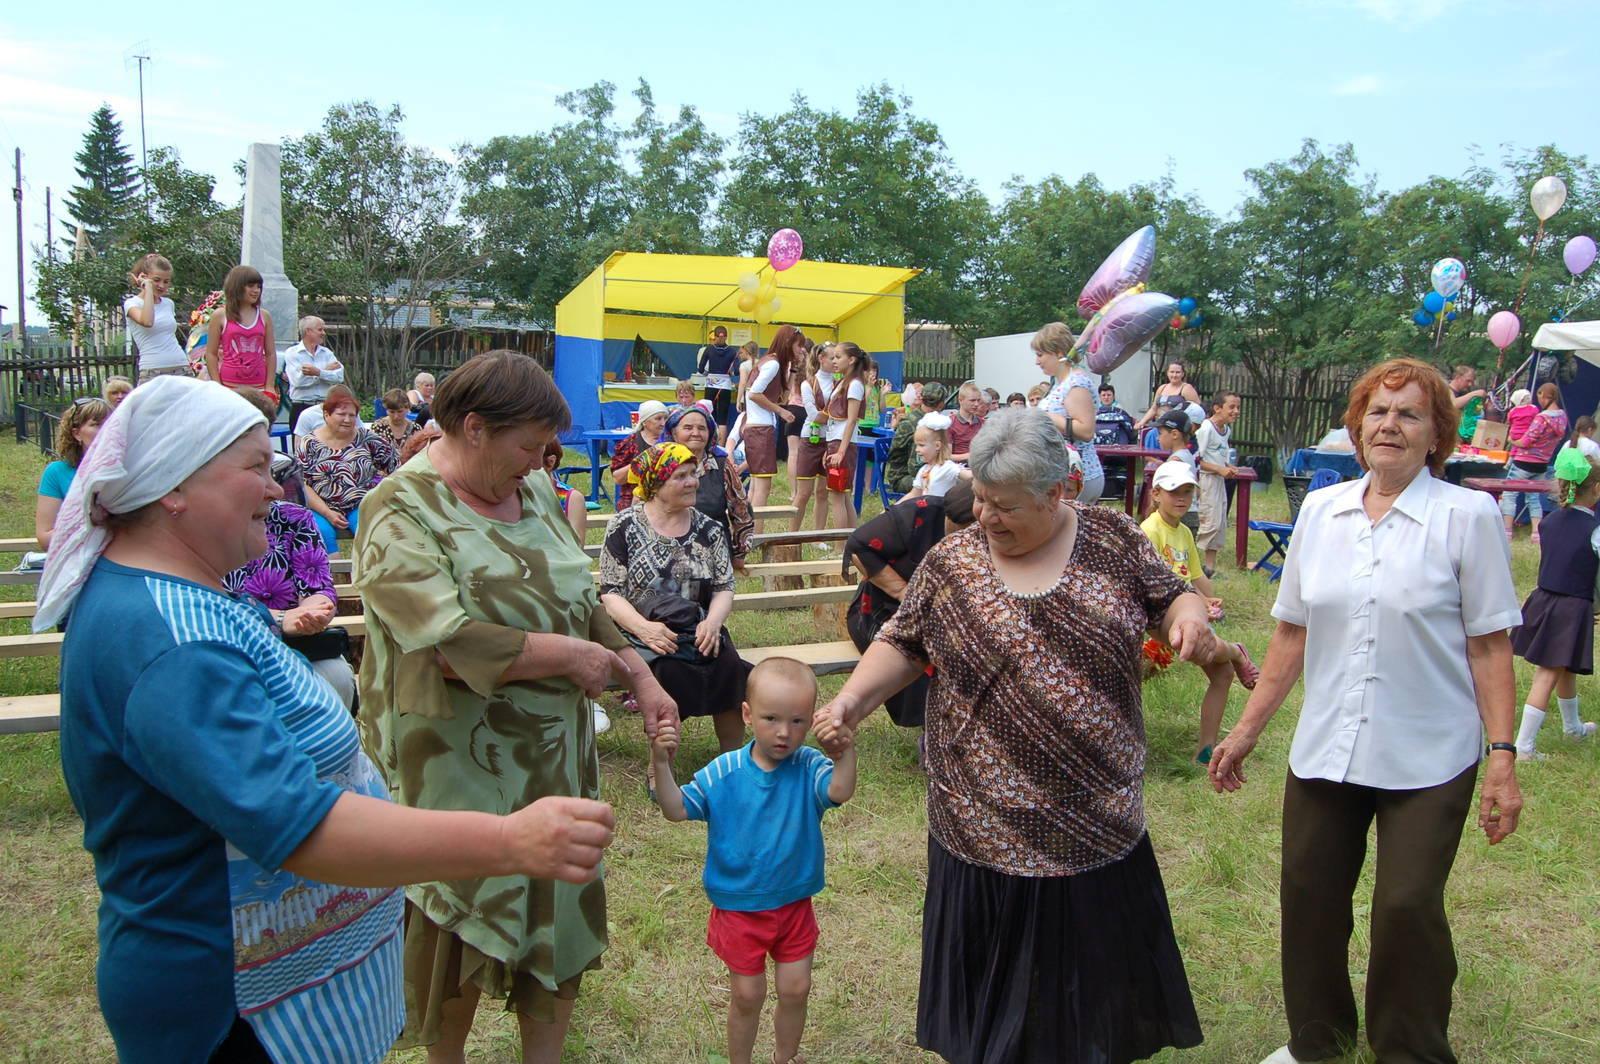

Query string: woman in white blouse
1209 358 1523 1064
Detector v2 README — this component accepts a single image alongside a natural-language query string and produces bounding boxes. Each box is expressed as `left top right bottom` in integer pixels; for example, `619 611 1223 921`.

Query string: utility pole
132 51 151 212
13 148 25 353
45 187 54 262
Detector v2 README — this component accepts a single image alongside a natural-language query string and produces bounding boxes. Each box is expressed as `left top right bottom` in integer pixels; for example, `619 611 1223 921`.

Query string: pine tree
64 104 140 252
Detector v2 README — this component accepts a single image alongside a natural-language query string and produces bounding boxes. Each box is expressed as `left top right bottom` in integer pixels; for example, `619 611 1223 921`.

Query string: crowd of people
29 263 1594 1064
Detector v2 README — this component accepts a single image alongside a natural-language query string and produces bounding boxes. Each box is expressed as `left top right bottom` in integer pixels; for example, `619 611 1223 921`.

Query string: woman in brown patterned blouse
815 407 1217 1064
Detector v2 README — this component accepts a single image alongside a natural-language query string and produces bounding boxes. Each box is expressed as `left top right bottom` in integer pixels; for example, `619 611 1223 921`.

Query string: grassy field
1 436 1597 1063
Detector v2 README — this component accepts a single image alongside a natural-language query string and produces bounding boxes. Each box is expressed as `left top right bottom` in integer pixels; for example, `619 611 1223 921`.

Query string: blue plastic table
1285 449 1362 480
581 429 635 504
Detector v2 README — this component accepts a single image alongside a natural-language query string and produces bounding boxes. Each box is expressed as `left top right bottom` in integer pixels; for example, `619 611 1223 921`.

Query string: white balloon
768 296 782 314
1530 175 1568 222
738 271 761 294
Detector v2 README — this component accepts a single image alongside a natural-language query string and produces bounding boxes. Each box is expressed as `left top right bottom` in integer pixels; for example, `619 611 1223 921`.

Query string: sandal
1232 643 1260 690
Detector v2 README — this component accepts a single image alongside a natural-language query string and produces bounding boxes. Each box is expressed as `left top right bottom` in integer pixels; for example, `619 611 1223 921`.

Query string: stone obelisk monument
241 143 299 354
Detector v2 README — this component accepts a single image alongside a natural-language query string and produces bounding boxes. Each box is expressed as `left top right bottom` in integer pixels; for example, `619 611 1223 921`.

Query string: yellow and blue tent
554 252 919 439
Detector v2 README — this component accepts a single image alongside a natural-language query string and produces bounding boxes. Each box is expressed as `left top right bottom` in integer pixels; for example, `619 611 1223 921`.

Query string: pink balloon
1565 235 1597 277
1077 226 1157 319
767 228 804 272
1082 291 1180 375
1486 310 1521 351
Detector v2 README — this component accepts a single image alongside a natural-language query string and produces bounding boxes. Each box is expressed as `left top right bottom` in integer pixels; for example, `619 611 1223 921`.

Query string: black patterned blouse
876 504 1187 877
297 427 399 516
599 507 733 612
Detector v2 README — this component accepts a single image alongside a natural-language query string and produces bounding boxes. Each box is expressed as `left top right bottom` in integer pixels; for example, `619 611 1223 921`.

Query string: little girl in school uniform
1512 446 1600 760
904 411 965 499
205 265 276 394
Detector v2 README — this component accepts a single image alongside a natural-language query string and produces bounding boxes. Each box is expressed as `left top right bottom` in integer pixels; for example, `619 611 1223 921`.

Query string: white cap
1152 459 1199 491
637 400 669 423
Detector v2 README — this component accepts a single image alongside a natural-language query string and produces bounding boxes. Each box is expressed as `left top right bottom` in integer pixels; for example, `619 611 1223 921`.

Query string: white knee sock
1558 695 1583 734
1515 705 1546 753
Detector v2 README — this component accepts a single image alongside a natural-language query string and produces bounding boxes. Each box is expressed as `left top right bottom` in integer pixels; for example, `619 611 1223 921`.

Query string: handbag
283 625 351 662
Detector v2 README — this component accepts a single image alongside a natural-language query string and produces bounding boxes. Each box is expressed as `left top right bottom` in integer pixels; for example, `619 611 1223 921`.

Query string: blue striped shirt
60 559 403 1063
681 743 836 911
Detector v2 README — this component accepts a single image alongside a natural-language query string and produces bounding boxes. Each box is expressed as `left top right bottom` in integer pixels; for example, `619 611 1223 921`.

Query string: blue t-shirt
680 742 836 911
59 559 404 1064
38 460 74 500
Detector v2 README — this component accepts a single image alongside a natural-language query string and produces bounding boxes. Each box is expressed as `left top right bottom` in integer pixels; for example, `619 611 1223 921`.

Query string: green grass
2 439 1597 1062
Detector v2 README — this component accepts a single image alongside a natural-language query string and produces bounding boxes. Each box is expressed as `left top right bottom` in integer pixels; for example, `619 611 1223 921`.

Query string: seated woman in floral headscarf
600 443 751 786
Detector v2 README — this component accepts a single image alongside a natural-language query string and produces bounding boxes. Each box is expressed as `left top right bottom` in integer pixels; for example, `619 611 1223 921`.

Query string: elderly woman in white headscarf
44 377 619 1064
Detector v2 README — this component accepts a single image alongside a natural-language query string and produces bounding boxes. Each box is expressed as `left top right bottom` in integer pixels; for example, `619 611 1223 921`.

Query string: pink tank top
218 309 268 387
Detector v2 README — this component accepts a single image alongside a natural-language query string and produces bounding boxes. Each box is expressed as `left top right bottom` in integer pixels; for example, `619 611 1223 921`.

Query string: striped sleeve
801 747 837 812
680 748 742 822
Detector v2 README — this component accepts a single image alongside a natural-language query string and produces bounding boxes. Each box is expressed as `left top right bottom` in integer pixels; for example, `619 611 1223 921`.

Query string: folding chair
874 436 904 509
1250 468 1341 581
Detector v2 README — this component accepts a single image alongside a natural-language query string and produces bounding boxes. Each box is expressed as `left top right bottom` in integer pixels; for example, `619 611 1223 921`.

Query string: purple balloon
1565 235 1597 277
1082 291 1181 375
1077 226 1157 319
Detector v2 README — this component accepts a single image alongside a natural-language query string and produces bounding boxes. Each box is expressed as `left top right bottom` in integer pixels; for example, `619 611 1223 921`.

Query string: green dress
354 448 628 1020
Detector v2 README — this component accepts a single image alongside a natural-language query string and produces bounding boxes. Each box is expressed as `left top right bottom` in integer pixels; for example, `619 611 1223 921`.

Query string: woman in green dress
355 350 678 1064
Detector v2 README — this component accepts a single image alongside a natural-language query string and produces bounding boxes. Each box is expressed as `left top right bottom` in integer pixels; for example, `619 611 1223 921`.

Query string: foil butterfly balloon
1073 226 1180 375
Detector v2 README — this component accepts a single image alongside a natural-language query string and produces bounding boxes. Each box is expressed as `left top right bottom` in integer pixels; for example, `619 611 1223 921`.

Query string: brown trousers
1281 764 1478 1064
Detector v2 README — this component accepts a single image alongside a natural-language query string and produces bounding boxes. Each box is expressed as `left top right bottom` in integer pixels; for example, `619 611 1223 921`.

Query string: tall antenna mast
130 49 151 211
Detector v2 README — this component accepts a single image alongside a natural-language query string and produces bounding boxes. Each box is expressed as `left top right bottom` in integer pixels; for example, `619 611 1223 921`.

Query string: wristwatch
1487 742 1516 755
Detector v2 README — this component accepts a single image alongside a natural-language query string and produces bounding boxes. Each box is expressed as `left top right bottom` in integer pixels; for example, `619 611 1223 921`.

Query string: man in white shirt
282 316 344 427
1194 392 1242 572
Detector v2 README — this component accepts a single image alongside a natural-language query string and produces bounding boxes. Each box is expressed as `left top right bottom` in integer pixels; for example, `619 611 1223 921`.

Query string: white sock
1515 705 1546 753
1558 695 1583 733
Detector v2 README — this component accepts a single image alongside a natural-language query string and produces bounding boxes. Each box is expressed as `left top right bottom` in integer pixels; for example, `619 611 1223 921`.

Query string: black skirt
1512 588 1595 675
917 833 1202 1064
846 583 927 727
648 630 751 718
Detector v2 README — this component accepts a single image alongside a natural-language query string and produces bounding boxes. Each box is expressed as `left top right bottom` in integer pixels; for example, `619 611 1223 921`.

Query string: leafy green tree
63 105 142 253
717 85 992 329
1209 140 1389 456
282 101 477 390
34 146 236 338
461 80 725 323
979 172 1218 339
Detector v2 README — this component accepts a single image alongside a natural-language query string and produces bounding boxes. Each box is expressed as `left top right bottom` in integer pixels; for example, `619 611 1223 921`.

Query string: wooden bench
0 640 863 735
0 584 861 661
584 504 799 532
0 537 36 554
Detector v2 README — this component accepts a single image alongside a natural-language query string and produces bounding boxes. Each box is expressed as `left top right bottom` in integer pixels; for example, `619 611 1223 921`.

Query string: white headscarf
34 376 266 631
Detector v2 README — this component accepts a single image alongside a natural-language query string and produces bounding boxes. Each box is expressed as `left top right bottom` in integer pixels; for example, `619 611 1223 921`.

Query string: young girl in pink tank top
205 264 277 393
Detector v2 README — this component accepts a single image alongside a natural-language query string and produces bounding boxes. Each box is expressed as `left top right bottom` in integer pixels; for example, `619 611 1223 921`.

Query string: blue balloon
1422 291 1445 313
1446 311 1458 321
1413 310 1435 326
1178 297 1198 316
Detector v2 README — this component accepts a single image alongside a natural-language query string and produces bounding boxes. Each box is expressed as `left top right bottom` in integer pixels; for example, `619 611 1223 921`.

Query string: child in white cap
1141 459 1259 764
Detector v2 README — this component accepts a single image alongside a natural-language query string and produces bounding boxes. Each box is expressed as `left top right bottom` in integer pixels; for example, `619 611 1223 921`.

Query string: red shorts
744 424 777 476
706 898 818 975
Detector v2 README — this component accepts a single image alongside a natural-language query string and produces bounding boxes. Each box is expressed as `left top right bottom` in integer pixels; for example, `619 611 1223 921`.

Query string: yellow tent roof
593 252 920 327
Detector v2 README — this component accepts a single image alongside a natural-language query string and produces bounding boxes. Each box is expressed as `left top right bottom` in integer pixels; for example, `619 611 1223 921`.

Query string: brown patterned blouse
876 503 1187 877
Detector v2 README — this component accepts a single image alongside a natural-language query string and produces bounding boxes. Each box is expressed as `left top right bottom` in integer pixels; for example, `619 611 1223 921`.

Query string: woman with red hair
298 384 399 551
1210 358 1523 1064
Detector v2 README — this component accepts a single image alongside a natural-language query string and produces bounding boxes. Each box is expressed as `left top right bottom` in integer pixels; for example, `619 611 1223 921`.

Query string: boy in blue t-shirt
653 657 857 1064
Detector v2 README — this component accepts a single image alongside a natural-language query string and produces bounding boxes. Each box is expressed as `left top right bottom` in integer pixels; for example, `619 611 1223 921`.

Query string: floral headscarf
630 442 695 501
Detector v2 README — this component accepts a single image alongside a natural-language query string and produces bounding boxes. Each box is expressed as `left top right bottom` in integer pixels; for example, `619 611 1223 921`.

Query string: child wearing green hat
1511 446 1600 760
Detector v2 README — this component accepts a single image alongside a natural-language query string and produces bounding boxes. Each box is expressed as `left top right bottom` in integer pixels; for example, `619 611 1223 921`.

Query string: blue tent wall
555 334 604 444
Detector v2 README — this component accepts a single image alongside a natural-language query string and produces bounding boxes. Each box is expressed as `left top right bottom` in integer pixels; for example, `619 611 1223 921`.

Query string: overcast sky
3 0 1595 325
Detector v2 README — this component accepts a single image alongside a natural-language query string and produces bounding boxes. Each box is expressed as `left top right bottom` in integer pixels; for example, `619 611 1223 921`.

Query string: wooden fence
1177 361 1360 464
0 342 136 425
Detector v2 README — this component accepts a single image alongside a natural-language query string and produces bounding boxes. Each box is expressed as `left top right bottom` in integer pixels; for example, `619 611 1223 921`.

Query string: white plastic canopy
1532 320 1600 366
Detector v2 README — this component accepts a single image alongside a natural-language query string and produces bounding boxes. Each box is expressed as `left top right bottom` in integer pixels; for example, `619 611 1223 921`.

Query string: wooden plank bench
0 537 36 554
0 585 859 661
0 559 852 623
0 641 863 735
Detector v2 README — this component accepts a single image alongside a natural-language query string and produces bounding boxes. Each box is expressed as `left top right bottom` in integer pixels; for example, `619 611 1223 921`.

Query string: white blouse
1271 470 1521 789
913 460 964 498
